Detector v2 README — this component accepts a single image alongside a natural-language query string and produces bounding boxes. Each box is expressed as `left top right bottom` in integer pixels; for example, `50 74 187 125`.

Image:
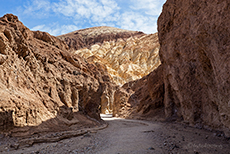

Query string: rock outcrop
158 0 230 135
0 14 112 136
58 26 145 51
59 27 161 86
113 65 165 120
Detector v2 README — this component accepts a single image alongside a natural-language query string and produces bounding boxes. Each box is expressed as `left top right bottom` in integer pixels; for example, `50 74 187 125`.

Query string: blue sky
0 0 166 36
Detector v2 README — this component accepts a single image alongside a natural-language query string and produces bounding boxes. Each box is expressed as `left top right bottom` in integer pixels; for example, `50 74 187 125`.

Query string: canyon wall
158 0 230 135
0 14 113 135
59 27 161 114
113 65 165 120
59 27 161 86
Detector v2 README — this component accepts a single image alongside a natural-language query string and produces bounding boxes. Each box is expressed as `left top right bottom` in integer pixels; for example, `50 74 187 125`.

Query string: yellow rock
74 33 160 85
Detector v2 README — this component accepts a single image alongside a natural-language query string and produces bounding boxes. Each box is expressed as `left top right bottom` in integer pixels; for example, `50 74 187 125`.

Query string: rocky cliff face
113 65 165 120
158 0 230 135
59 27 161 86
0 14 112 136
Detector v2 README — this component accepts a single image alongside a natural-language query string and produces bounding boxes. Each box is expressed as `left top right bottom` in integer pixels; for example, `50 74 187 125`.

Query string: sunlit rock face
158 0 230 136
58 26 145 51
59 27 161 86
0 14 113 133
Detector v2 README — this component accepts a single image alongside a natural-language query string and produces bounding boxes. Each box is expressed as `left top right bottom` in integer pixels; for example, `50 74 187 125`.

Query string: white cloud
130 0 165 16
52 0 120 22
22 0 166 35
52 0 75 17
23 0 51 18
32 25 46 30
117 12 158 33
32 24 79 36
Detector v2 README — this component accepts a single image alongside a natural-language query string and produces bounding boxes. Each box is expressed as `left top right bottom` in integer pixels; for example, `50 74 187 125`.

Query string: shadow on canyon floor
0 112 230 154
0 106 106 152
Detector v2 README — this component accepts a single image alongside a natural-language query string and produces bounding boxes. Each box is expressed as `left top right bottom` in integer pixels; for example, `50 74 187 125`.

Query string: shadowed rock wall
158 0 230 135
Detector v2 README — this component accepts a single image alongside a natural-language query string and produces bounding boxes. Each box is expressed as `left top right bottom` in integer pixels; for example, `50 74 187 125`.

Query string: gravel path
3 115 230 154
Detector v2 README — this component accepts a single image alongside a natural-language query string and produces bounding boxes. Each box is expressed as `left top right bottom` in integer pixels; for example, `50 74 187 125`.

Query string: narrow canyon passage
6 116 230 154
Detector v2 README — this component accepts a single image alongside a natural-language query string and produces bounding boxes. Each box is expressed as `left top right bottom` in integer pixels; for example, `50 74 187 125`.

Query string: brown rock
114 65 165 120
0 14 113 135
58 26 145 51
113 88 130 117
100 83 116 114
158 0 230 135
59 27 161 86
58 26 161 114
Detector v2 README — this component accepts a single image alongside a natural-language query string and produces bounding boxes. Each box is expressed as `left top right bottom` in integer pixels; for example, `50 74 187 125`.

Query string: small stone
148 147 155 150
205 135 209 139
10 143 19 150
172 144 179 150
90 130 97 133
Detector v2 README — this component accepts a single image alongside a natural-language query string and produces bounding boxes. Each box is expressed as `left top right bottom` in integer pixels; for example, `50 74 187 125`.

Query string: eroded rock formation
158 0 230 135
59 27 161 86
58 26 145 51
113 65 165 120
111 0 230 137
0 14 112 136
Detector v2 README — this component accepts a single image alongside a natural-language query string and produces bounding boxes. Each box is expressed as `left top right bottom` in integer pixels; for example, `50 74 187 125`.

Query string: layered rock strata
58 26 145 51
158 0 230 135
0 14 113 136
59 27 161 86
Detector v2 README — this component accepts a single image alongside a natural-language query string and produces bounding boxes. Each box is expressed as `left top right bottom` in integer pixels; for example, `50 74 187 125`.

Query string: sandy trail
92 115 162 154
4 115 230 154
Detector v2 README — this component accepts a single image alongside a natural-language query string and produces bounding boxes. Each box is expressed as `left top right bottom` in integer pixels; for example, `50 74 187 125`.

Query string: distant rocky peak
58 26 145 51
59 27 160 85
1 14 19 23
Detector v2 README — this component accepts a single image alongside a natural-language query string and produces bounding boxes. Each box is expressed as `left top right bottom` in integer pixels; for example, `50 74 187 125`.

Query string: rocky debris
0 14 113 138
158 0 230 136
58 27 161 86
